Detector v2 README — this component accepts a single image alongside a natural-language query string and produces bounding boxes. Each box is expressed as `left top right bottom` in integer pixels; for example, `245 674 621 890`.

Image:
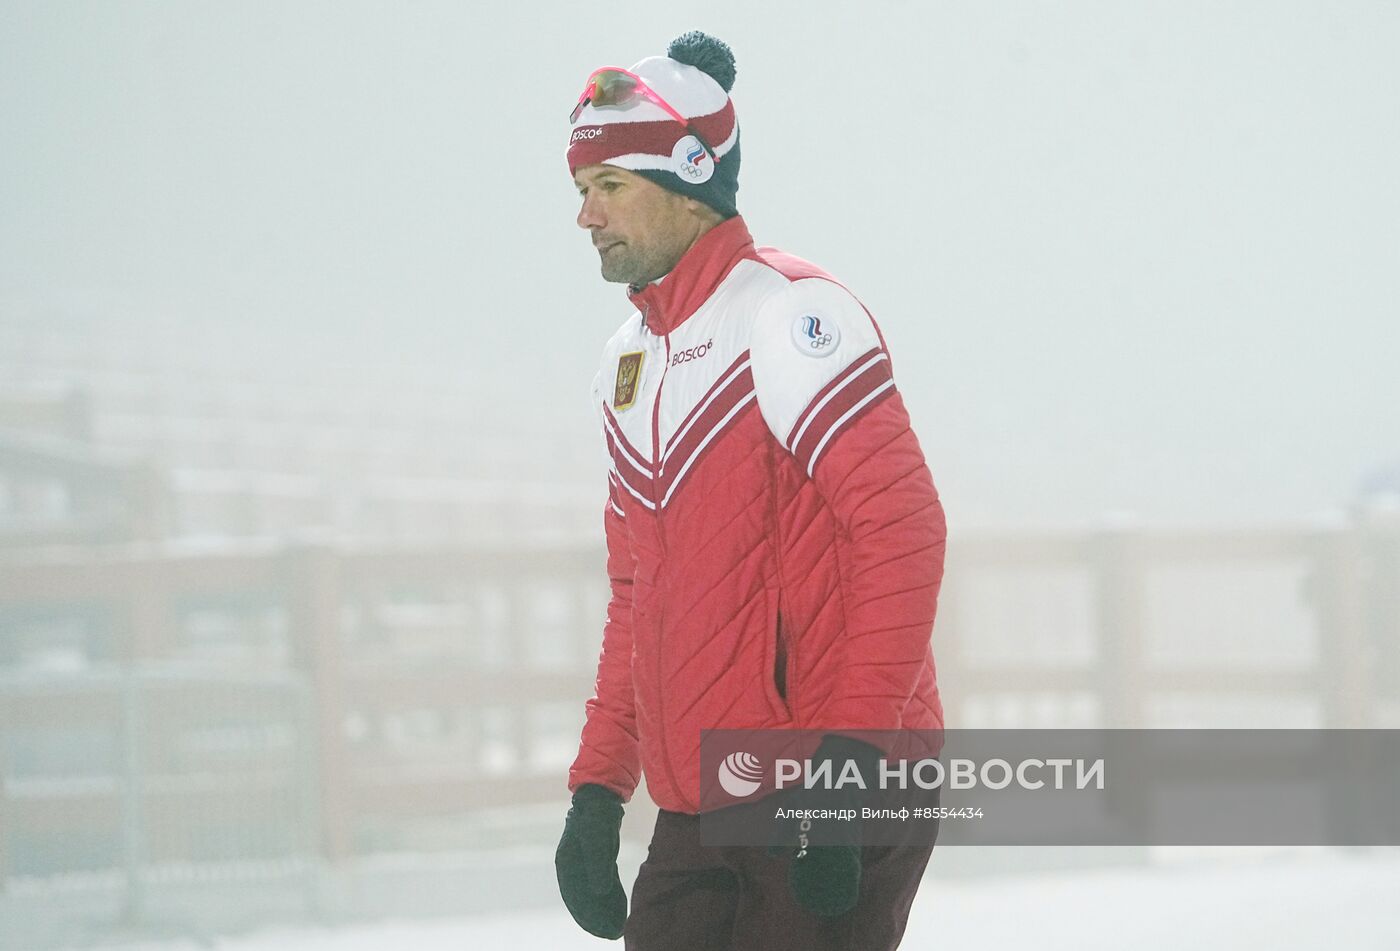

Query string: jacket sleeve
749 277 947 734
567 370 643 802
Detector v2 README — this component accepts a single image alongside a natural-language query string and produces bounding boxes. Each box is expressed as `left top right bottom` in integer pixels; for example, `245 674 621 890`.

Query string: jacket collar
626 215 757 336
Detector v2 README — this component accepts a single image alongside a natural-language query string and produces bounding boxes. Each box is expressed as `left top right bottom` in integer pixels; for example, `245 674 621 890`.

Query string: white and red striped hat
567 32 741 219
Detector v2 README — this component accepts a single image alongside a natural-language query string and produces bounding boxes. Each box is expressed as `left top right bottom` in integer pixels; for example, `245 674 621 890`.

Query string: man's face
574 164 699 285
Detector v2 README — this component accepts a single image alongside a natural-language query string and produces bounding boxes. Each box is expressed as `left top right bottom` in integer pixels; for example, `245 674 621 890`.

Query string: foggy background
2 1 1398 949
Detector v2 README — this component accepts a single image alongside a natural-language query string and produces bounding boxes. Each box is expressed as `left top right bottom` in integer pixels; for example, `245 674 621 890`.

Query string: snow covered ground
96 849 1400 951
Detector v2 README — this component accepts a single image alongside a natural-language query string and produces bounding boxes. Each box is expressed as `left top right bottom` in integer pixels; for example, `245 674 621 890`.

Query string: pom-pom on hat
567 31 741 219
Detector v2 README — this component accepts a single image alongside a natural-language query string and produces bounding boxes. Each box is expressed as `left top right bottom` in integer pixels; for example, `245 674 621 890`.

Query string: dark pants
624 809 936 951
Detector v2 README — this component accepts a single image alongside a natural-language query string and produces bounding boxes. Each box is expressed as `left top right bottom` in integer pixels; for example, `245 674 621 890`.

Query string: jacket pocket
774 610 789 702
763 588 792 722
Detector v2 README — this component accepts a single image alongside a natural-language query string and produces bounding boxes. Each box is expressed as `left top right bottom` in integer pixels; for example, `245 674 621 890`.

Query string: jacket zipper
653 329 669 555
650 322 688 809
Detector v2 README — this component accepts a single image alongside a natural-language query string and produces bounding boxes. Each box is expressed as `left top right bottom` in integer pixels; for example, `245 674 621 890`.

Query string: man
556 31 948 951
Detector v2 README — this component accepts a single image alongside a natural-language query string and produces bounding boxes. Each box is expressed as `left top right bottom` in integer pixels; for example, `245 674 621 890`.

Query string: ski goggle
569 66 720 164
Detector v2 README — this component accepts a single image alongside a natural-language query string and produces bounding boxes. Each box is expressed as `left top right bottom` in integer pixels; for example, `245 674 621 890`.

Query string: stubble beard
599 237 682 286
599 242 649 285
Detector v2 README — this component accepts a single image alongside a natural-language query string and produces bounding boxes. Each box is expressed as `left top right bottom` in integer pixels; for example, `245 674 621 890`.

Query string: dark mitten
555 783 628 939
785 734 884 918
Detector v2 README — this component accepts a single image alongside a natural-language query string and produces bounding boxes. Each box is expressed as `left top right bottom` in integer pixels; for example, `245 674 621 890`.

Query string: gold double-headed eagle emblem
613 351 644 410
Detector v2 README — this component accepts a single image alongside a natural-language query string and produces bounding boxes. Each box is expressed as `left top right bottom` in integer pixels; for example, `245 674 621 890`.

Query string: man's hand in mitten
782 734 883 918
555 783 628 939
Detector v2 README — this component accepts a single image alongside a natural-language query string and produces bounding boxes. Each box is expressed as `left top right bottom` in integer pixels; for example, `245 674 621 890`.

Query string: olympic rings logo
792 313 840 358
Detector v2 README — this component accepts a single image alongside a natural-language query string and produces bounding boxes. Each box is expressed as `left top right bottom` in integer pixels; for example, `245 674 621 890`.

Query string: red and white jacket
569 215 947 814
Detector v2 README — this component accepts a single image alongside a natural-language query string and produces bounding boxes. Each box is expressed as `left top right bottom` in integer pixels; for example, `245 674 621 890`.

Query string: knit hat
567 31 741 219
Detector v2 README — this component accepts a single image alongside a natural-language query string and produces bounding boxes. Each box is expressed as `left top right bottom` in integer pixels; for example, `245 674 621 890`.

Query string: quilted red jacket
569 214 946 814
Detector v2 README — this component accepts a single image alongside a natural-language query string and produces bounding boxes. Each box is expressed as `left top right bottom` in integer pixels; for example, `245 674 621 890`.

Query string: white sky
2 0 1398 529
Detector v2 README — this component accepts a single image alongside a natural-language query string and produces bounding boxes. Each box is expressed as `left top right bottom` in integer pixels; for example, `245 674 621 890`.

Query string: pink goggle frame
569 65 720 165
